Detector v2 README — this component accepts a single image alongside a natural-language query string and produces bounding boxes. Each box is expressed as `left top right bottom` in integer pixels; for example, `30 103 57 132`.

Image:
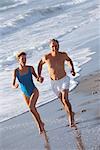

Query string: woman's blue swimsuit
16 67 36 98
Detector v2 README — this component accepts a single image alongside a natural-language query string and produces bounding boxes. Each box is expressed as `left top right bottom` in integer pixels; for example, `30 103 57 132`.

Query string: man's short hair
50 39 59 44
50 39 59 49
16 51 26 60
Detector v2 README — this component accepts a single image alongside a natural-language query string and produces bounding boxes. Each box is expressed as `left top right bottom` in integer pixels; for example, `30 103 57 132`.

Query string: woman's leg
23 88 45 134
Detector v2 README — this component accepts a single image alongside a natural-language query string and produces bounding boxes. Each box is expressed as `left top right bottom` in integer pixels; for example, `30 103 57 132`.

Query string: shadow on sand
41 131 51 150
71 124 85 150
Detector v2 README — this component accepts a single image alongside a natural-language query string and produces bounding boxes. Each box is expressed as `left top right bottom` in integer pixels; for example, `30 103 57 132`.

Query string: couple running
12 39 76 135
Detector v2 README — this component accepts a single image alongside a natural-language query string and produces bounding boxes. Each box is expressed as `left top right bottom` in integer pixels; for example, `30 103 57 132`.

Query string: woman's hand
37 76 44 83
12 83 19 88
71 70 76 76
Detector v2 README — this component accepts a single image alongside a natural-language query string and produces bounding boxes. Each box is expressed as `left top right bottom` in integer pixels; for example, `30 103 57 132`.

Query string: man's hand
37 76 44 83
71 70 76 76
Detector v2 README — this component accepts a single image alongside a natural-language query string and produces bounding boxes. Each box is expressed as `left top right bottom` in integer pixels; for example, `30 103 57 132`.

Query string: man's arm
38 56 46 77
64 53 76 76
12 69 19 88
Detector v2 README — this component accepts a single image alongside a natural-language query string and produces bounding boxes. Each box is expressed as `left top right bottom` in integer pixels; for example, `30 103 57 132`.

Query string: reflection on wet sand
41 125 85 150
42 131 51 150
72 124 85 150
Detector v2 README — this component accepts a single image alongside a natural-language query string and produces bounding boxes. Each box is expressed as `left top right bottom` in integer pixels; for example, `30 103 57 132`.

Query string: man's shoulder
43 53 51 60
59 51 67 56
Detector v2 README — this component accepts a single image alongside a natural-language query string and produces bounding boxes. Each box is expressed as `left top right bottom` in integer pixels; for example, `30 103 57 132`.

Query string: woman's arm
31 66 44 83
31 66 38 79
12 69 19 88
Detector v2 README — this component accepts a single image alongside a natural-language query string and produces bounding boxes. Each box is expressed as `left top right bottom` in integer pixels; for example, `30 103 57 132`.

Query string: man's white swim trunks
51 76 70 96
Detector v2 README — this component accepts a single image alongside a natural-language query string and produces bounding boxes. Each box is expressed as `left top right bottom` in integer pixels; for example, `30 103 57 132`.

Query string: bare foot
68 112 75 127
40 129 45 135
39 122 45 134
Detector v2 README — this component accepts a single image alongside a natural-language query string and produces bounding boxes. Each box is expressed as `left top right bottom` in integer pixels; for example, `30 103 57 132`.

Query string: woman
12 51 45 134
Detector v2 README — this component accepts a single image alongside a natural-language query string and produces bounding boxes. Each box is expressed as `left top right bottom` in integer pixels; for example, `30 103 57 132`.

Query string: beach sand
0 0 100 149
1 38 100 150
0 70 100 150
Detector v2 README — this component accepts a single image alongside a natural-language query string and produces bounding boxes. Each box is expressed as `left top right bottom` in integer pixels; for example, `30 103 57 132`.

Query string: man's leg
60 89 74 127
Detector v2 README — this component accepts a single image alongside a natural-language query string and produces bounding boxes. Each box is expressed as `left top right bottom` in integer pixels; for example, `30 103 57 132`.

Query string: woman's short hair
16 51 26 60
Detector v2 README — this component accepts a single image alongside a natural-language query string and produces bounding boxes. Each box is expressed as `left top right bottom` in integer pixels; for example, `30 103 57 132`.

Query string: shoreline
0 69 99 124
1 36 100 150
0 36 99 124
1 1 100 149
1 71 100 150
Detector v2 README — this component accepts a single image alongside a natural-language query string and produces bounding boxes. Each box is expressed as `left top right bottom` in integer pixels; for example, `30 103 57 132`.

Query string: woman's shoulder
14 67 19 72
26 65 33 69
26 65 34 73
13 68 19 76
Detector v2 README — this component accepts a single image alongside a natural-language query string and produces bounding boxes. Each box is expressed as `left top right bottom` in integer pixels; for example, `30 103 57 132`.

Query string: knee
58 93 62 99
29 105 32 112
29 104 35 113
35 88 39 99
62 98 70 106
62 89 68 101
36 88 39 94
62 98 67 105
63 94 68 101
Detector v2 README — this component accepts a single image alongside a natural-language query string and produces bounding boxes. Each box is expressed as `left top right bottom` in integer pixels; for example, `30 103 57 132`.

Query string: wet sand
0 71 100 150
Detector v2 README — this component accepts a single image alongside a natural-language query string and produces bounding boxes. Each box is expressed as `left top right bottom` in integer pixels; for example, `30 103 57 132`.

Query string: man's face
50 41 59 52
18 54 26 66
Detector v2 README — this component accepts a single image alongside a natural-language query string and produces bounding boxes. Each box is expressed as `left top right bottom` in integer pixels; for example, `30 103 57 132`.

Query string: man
37 39 76 127
12 51 45 134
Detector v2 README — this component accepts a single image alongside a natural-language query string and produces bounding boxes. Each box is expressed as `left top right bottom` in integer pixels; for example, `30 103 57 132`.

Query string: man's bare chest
47 57 64 68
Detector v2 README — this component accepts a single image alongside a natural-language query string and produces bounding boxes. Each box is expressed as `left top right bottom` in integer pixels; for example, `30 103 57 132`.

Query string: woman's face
18 54 26 66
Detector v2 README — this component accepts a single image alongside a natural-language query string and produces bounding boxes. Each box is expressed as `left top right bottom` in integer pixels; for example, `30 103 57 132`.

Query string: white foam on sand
0 0 99 122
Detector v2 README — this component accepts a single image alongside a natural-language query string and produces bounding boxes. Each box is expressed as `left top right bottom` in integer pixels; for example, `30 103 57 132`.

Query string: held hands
13 83 19 88
37 76 44 83
71 70 76 76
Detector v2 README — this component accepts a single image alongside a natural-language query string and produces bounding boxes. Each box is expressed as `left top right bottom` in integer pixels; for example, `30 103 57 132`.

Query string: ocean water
0 0 99 122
